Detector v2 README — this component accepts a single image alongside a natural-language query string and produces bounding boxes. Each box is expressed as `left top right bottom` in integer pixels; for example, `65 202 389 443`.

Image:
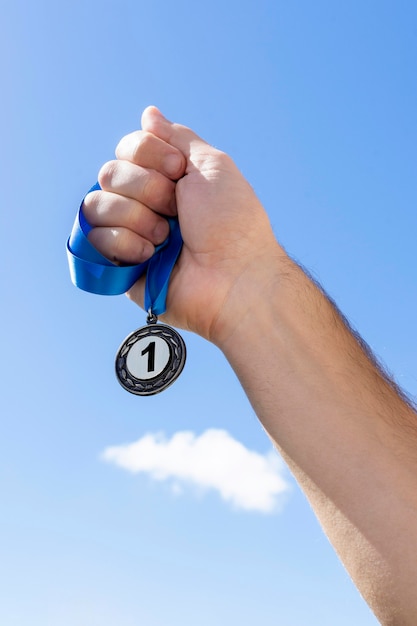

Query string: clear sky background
1 1 416 624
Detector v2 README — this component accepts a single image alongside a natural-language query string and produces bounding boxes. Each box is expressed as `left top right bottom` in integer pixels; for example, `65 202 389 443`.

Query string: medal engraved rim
115 324 186 396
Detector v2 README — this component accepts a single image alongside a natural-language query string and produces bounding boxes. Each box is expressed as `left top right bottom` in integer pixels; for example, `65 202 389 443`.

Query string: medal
115 310 186 396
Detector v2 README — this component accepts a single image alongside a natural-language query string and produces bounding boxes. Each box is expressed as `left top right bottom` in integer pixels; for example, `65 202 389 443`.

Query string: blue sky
1 1 416 624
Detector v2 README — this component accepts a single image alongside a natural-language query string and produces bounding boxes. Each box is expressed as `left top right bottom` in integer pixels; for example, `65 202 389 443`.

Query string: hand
83 107 283 344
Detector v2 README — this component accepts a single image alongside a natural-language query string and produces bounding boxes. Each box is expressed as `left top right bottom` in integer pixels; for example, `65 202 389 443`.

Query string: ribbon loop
67 182 183 315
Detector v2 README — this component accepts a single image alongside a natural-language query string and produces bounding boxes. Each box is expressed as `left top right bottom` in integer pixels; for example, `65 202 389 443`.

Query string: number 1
141 341 156 372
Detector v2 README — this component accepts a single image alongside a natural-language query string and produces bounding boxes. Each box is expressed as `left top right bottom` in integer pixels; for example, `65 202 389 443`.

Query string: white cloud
101 429 291 513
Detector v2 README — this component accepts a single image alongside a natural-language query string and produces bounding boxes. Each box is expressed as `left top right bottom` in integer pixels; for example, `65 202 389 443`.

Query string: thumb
141 106 211 167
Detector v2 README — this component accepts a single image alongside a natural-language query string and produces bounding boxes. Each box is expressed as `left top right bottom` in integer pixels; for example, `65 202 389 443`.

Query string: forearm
219 251 417 625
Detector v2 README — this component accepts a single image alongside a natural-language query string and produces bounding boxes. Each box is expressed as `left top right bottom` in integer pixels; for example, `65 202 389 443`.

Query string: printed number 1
141 341 156 372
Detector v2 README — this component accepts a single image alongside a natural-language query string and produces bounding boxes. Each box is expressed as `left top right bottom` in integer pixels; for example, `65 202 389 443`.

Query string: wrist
208 242 291 350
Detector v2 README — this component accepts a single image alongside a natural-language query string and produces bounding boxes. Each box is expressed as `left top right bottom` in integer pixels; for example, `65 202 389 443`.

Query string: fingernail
153 220 169 243
164 153 182 177
151 106 168 121
142 241 155 260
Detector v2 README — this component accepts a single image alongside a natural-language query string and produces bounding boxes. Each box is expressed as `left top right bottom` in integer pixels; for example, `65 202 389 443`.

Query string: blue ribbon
66 183 183 316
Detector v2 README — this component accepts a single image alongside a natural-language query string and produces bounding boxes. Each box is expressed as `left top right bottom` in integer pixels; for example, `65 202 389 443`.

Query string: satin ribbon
66 182 183 316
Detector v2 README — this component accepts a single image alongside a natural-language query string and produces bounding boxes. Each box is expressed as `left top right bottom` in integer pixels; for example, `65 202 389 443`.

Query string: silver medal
115 313 186 396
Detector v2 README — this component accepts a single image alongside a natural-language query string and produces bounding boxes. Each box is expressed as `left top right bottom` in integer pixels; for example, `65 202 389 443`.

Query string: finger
83 190 170 245
141 106 216 169
98 159 177 215
126 276 145 310
88 226 155 265
115 130 186 180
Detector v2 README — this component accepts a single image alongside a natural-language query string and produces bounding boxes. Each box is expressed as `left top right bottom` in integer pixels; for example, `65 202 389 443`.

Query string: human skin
83 106 417 625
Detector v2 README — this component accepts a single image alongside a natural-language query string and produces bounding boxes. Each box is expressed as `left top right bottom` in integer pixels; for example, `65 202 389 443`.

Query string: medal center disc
126 335 170 380
115 323 187 396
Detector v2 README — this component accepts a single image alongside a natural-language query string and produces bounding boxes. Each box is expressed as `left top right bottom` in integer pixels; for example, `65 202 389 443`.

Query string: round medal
115 323 186 395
